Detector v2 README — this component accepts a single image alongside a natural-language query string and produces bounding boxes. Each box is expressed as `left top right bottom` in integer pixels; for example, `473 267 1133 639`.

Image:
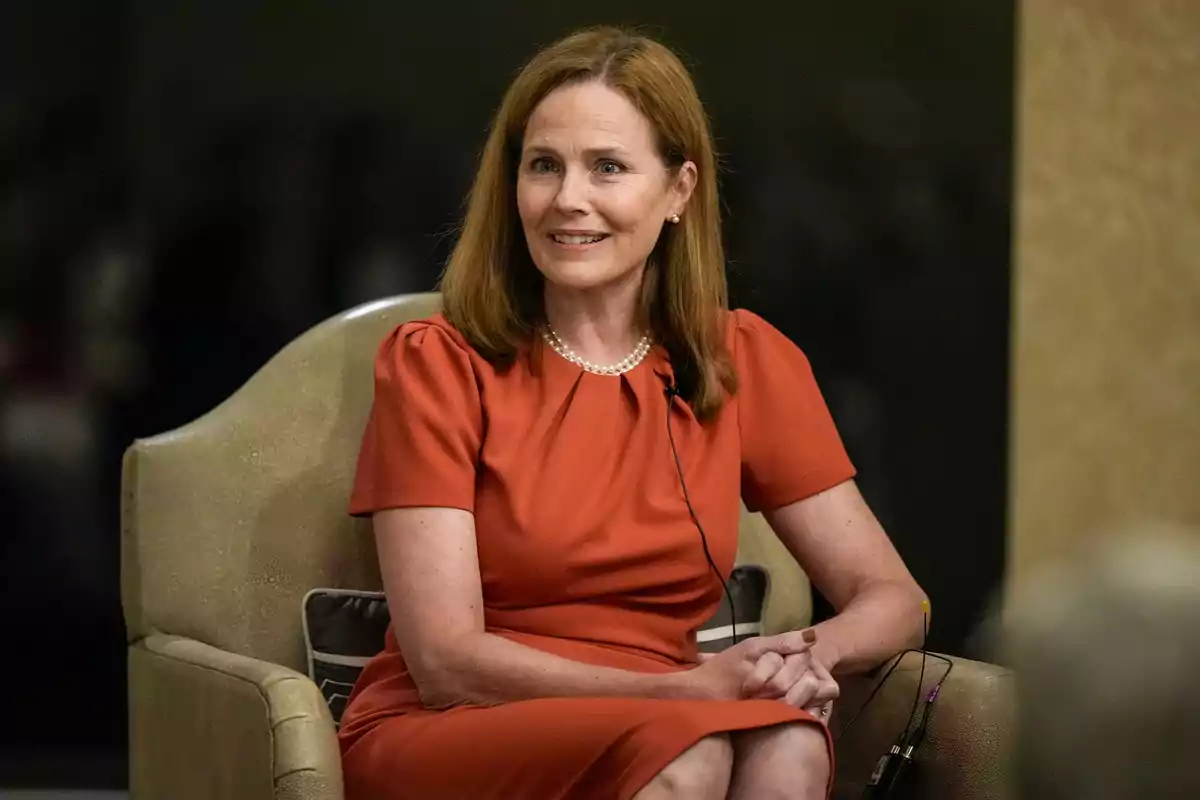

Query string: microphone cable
663 381 741 648
663 377 948 800
842 602 954 798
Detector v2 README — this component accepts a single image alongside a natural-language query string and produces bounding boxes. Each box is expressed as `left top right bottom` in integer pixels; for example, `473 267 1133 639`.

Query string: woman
341 27 927 800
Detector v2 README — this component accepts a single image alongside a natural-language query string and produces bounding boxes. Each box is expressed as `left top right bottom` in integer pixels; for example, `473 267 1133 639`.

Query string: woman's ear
669 160 698 217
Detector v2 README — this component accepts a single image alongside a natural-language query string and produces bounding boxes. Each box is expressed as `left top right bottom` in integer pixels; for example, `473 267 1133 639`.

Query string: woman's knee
635 734 734 799
768 722 830 773
730 723 830 799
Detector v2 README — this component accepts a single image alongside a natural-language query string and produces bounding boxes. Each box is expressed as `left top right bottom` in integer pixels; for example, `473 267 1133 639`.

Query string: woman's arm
375 506 804 708
764 480 928 675
376 507 688 708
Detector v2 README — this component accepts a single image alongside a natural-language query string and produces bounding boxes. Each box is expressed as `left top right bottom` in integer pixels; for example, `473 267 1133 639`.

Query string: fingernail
802 629 817 644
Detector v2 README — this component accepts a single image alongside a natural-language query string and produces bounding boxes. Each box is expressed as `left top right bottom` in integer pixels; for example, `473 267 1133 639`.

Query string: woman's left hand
797 657 838 723
751 651 839 719
751 651 814 700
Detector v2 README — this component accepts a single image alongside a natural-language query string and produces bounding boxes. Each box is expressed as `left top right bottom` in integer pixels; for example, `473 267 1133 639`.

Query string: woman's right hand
688 629 818 700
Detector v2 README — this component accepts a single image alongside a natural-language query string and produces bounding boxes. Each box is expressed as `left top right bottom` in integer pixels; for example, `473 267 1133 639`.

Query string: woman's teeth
552 234 606 244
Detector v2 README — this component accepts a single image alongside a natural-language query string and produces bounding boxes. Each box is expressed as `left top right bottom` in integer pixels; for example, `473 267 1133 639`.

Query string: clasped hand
692 629 839 721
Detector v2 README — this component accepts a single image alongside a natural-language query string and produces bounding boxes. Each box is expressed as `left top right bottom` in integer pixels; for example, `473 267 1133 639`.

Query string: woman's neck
543 275 645 366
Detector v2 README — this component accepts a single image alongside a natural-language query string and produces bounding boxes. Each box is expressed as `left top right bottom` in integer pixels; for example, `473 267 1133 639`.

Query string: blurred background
1 0 1014 791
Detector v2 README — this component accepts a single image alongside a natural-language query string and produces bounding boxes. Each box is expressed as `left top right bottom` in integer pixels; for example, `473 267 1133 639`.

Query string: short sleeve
734 309 856 512
348 321 483 516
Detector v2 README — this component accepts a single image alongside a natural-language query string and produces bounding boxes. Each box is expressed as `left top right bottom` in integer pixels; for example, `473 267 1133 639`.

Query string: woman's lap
341 696 827 800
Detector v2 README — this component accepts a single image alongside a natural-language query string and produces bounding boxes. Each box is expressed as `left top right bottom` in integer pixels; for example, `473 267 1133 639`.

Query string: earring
669 214 681 224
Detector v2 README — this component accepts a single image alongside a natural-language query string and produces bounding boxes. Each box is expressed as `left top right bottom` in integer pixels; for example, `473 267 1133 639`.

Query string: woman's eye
530 157 558 174
596 160 624 175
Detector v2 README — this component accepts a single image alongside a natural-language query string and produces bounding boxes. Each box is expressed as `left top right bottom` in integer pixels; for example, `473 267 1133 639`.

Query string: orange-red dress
340 309 856 800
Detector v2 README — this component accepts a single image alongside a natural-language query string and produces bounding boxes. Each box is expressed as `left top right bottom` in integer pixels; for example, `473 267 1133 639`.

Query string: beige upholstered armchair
121 293 1012 799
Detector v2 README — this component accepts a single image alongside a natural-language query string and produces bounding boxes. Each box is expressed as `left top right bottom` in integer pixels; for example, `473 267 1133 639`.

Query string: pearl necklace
542 327 652 376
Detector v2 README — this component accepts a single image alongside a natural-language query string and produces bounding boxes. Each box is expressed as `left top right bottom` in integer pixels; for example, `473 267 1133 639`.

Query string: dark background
1 1 1013 789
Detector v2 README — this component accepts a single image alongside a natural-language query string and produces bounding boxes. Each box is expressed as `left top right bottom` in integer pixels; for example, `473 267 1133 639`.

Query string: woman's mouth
550 232 609 245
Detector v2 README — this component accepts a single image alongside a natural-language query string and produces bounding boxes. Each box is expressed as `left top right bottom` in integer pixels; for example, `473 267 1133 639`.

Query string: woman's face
517 81 695 294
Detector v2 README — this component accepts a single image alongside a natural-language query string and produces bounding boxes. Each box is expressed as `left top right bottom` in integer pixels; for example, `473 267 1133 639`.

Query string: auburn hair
439 26 737 419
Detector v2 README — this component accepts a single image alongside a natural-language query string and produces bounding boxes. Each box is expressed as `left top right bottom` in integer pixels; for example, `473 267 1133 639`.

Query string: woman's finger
808 657 841 705
759 652 811 699
782 670 821 709
755 629 817 658
742 651 785 697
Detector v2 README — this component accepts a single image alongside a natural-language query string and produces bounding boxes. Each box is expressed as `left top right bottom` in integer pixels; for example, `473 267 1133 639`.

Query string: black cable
664 384 740 647
848 605 954 798
903 607 930 741
856 655 954 799
835 647 953 743
910 657 955 750
663 376 953 798
836 649 907 741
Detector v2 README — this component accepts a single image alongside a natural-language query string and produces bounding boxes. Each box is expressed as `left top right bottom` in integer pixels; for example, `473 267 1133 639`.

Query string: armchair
121 293 1011 799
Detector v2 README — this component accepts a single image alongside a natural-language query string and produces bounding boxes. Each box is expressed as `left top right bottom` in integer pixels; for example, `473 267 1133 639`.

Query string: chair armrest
129 634 343 800
831 652 1014 800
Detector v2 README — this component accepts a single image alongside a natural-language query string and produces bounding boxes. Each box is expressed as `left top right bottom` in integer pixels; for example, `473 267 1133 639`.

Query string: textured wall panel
1010 0 1200 587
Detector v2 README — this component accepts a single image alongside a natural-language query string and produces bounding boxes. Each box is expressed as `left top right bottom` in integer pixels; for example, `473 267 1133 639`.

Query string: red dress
340 309 856 799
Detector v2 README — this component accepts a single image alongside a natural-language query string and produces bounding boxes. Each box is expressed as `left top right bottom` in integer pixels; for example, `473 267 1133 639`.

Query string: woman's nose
552 166 590 214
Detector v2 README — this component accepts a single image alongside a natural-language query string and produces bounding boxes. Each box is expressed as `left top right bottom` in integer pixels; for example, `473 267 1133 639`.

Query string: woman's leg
728 723 830 800
632 734 734 800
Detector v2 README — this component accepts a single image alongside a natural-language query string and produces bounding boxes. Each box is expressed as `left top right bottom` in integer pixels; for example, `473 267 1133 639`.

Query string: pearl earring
669 214 681 224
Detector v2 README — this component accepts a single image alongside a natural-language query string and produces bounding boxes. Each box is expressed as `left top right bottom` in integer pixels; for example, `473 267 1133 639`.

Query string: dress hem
615 712 835 800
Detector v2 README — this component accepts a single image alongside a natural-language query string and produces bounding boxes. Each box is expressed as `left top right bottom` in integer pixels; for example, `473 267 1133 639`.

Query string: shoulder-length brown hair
439 26 736 419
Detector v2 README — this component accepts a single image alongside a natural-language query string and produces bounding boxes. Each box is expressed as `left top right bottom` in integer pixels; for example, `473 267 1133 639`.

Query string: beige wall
1008 0 1200 589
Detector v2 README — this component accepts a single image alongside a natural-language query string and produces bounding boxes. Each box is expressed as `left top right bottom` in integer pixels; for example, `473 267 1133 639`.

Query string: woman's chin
539 263 642 294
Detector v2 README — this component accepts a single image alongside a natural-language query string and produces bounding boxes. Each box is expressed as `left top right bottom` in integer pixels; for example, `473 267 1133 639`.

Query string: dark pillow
301 564 771 725
301 588 391 725
697 564 770 654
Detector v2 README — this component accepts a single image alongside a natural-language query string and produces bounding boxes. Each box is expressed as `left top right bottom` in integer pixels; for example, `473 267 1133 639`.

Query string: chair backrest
121 293 811 672
122 293 441 670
